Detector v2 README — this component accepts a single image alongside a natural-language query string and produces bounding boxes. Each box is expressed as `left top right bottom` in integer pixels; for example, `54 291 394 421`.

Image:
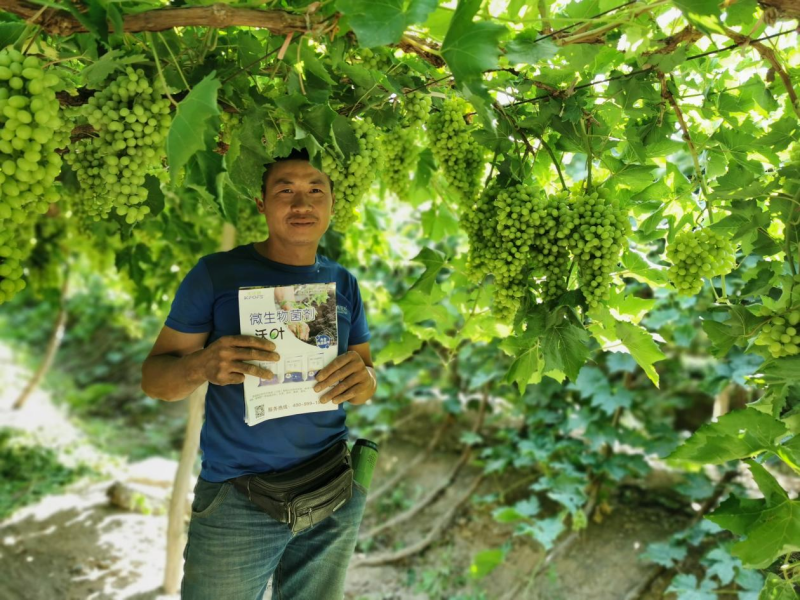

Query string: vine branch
0 0 325 36
721 25 800 120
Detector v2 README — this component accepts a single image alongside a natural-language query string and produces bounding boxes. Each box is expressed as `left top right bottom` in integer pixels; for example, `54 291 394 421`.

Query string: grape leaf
336 0 437 48
501 331 545 394
441 0 506 88
701 548 739 586
469 547 506 579
641 541 688 568
614 321 665 387
759 573 799 600
775 435 800 473
505 28 558 65
665 574 717 600
421 202 460 241
702 306 764 357
542 318 590 382
667 408 788 464
166 74 221 184
708 461 800 569
406 247 447 296
398 286 449 324
621 250 669 286
518 515 565 551
80 49 148 86
0 23 25 49
572 366 633 415
375 331 423 365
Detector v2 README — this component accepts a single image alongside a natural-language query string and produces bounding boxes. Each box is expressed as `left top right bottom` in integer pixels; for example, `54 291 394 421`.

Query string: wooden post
163 223 237 594
13 270 69 410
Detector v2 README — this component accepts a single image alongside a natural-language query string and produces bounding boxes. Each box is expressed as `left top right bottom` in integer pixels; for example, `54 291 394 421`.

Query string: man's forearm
141 351 208 402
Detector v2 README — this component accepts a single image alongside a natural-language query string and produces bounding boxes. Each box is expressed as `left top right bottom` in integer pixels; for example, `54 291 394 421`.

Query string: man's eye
312 189 322 193
280 189 292 193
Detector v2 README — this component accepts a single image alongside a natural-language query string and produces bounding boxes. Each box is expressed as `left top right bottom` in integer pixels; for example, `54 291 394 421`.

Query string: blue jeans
181 475 367 600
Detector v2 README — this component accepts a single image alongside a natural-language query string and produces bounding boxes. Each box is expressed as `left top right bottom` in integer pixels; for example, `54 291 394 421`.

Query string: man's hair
261 148 334 198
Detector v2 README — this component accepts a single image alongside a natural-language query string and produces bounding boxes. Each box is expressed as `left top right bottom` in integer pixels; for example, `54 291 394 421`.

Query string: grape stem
159 32 191 91
579 115 592 192
147 32 177 107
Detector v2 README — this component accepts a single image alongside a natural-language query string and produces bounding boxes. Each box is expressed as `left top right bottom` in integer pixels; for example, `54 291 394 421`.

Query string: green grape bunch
320 117 382 232
461 182 539 321
219 110 242 145
64 67 171 225
380 92 432 197
427 97 484 204
381 126 417 197
529 191 576 301
666 228 736 296
352 47 394 72
404 92 432 128
755 307 800 358
0 48 66 304
566 191 630 309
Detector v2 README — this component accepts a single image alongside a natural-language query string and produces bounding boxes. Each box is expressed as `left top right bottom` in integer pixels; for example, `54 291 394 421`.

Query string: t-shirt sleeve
165 259 214 334
348 275 371 346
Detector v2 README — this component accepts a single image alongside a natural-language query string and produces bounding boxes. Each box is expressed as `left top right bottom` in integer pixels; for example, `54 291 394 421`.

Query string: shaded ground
1 342 693 600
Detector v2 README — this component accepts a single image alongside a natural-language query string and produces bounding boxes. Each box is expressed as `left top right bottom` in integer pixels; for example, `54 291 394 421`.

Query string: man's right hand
198 335 280 386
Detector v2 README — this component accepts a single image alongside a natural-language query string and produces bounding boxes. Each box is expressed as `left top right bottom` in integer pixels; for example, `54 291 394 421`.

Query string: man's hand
198 335 280 386
313 351 376 405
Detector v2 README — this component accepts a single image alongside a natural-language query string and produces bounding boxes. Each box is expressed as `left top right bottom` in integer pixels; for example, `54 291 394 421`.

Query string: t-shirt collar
246 243 320 273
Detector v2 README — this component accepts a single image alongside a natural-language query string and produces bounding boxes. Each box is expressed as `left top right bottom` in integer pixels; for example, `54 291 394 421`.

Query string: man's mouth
289 220 316 228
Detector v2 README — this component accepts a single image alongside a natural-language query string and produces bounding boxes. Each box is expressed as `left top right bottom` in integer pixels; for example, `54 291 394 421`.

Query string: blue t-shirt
164 243 371 482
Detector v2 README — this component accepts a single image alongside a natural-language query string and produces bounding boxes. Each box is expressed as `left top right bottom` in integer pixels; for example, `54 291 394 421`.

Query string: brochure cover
238 282 339 425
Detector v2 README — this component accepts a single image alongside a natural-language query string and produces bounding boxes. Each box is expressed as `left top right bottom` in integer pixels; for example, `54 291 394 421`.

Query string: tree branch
721 25 800 120
0 0 325 36
352 473 484 567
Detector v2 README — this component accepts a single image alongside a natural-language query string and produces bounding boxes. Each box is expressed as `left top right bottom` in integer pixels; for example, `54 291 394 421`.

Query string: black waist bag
231 440 353 534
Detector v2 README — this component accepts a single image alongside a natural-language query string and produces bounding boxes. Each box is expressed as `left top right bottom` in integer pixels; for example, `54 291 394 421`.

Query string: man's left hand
314 351 376 405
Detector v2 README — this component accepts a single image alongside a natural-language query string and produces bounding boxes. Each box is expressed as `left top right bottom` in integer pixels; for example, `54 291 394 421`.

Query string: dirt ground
1 342 691 600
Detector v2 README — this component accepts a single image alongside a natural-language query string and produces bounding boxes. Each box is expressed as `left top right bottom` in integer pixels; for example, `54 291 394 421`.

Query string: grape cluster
755 308 800 358
463 185 630 320
64 67 171 225
236 198 268 246
381 93 432 197
666 228 736 296
404 93 432 126
428 97 484 203
320 117 382 232
567 191 630 309
528 191 575 301
219 110 242 145
353 47 394 71
0 49 65 304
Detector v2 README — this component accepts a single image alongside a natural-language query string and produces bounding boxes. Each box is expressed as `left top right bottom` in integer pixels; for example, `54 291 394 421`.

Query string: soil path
1 342 685 599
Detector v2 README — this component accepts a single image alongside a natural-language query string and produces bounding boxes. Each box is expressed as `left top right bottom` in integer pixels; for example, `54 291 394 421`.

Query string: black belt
230 440 353 534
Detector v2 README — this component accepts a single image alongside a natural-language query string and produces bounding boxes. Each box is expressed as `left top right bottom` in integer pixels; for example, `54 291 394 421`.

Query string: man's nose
291 196 313 210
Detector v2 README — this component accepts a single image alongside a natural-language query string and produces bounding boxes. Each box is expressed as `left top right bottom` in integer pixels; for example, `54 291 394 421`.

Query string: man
141 148 377 600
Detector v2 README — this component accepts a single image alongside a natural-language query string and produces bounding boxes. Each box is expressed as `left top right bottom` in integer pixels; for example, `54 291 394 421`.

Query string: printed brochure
238 282 339 425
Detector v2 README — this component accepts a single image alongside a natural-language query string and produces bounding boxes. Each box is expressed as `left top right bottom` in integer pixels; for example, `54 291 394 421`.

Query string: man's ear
255 196 265 214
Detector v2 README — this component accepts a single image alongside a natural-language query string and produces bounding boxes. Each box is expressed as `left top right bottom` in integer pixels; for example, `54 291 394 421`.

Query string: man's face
256 160 334 246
